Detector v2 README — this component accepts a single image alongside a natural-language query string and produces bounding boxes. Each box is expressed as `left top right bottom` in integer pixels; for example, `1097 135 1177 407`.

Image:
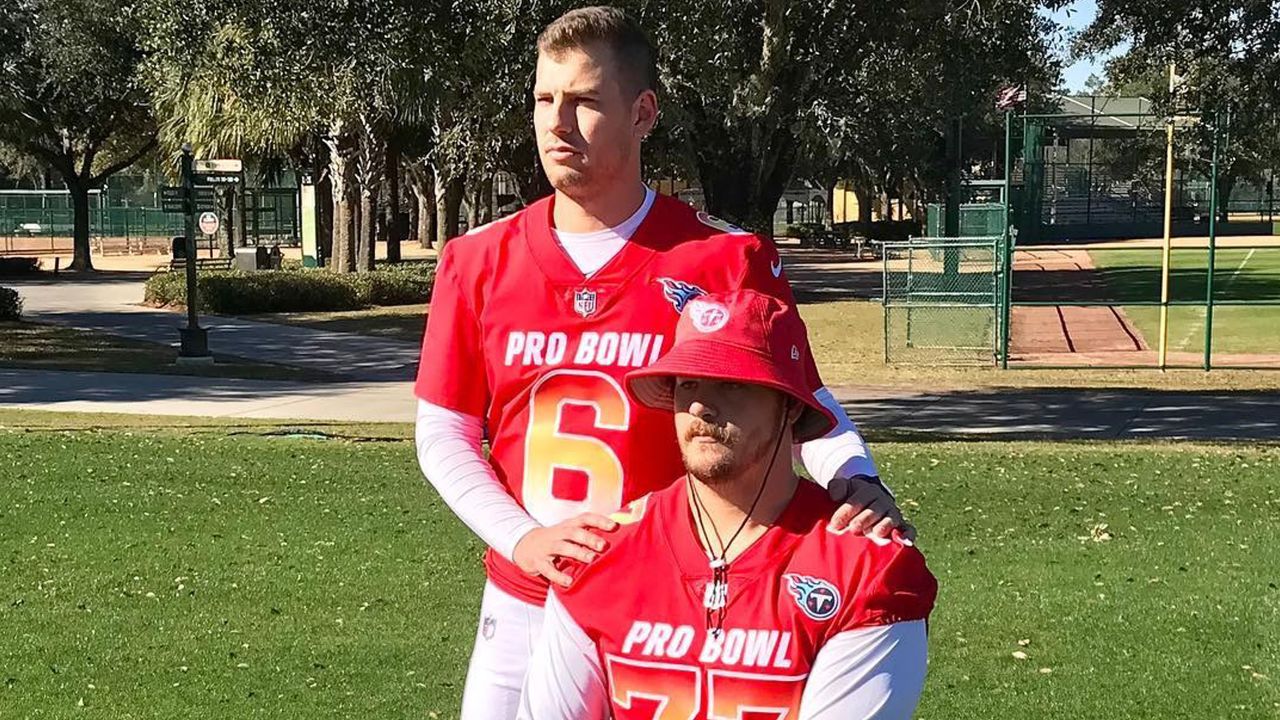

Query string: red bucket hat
624 289 836 442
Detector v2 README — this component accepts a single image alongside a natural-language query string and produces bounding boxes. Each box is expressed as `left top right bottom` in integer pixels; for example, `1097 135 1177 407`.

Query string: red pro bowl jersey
556 480 938 719
414 192 819 604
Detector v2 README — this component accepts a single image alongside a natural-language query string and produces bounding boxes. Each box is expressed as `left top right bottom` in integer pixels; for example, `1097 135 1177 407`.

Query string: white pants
460 580 547 720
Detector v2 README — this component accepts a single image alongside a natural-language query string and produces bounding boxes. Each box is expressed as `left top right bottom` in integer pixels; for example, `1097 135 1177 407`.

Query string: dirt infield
1009 248 1151 358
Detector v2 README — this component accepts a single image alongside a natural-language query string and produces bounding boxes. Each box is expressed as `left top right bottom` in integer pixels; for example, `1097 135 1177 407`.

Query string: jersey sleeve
838 544 937 631
413 242 488 415
798 621 929 719
517 592 609 720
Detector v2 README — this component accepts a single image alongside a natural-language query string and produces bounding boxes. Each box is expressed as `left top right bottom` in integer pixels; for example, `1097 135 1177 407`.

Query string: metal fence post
883 247 890 363
1204 108 1225 370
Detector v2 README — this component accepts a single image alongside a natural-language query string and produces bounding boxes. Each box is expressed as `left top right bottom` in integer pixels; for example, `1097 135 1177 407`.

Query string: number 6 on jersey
522 370 630 524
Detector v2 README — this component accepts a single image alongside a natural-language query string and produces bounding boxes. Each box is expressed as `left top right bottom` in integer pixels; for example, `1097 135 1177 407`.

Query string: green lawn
241 304 428 344
1089 247 1280 356
1 418 1276 718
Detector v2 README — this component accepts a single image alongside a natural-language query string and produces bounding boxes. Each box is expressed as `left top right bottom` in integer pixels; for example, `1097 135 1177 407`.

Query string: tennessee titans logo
657 277 706 312
784 573 841 621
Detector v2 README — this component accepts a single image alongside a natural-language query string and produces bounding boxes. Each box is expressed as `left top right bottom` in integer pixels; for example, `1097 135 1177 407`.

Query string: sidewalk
3 368 1278 441
5 274 420 380
0 369 417 423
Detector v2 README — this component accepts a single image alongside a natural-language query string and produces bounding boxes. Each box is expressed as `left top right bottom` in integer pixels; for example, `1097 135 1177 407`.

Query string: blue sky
1046 0 1129 92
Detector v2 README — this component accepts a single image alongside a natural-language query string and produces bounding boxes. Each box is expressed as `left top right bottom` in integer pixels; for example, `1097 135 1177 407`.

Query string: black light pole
178 144 210 360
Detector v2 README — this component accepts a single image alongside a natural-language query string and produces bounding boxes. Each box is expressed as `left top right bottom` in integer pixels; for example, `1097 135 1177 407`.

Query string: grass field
1089 246 1280 356
1 416 1277 718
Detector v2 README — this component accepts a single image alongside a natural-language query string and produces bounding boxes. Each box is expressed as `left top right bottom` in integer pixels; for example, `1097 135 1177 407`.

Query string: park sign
198 211 220 236
193 158 244 186
160 185 215 214
195 159 243 173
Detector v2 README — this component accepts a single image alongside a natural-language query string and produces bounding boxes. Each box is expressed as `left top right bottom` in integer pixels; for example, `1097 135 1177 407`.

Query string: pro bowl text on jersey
620 621 796 669
504 331 665 368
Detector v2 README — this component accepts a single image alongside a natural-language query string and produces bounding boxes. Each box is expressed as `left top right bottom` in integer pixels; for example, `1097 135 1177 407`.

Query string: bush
0 257 41 277
0 287 21 320
144 263 436 314
350 263 436 306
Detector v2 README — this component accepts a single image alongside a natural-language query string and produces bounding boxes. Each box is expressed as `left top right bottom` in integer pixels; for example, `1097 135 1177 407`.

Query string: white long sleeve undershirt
517 593 928 719
414 401 540 561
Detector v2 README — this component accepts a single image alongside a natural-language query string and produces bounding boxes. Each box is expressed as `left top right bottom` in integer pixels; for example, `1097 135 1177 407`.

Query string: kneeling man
519 289 937 719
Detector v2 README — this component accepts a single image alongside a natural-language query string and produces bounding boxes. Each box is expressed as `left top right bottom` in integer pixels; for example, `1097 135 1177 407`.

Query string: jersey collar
524 192 676 290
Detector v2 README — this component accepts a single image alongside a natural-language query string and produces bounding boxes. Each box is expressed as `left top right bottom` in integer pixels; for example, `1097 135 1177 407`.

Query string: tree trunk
480 175 494 224
407 197 418 248
855 182 873 225
694 129 797 237
1218 173 1236 224
435 168 465 246
325 127 357 273
66 178 95 272
219 189 235 258
357 187 376 272
316 171 334 266
466 178 479 229
406 159 435 249
355 115 386 272
384 140 402 263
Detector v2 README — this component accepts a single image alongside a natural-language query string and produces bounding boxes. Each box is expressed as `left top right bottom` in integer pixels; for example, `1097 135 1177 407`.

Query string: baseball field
2 412 1276 719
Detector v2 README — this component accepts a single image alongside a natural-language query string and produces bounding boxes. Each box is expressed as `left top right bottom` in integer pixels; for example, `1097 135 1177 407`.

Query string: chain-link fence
0 187 299 255
882 236 1002 364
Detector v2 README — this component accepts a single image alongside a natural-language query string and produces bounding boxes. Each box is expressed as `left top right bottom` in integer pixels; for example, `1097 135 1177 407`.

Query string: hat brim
625 339 836 443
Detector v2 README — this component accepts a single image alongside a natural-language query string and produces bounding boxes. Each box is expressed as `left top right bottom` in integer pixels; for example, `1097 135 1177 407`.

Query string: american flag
996 85 1028 110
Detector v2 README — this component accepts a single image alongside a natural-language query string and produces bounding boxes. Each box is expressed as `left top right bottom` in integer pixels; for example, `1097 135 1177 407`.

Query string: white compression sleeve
796 386 880 488
415 399 541 561
517 592 609 720
799 620 929 720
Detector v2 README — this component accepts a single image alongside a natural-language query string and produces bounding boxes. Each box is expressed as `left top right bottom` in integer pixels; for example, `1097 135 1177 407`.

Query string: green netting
925 203 1006 238
883 236 1002 365
0 188 299 247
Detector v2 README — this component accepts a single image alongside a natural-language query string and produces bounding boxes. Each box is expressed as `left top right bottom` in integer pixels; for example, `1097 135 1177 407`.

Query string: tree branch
89 135 158 187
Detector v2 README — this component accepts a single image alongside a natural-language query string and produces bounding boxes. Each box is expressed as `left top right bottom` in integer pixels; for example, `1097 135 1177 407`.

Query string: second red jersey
415 193 815 603
556 480 937 719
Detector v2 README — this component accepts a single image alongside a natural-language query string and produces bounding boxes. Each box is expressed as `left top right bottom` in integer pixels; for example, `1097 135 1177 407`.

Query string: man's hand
826 476 916 547
512 512 618 588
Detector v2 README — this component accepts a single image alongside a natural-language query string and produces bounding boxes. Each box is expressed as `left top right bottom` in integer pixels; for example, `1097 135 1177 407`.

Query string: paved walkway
5 269 1279 440
5 273 420 381
3 368 1278 441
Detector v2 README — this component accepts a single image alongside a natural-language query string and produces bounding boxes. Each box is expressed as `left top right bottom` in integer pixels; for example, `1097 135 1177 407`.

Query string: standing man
518 290 937 719
414 7 912 718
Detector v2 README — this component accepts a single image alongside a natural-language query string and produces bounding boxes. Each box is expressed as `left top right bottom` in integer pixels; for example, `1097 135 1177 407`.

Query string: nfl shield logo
574 289 598 318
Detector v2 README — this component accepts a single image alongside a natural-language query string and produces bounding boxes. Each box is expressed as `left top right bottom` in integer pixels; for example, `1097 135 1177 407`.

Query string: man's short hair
536 6 658 97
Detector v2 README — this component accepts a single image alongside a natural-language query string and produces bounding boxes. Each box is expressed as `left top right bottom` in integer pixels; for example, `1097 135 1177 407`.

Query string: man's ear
785 397 805 426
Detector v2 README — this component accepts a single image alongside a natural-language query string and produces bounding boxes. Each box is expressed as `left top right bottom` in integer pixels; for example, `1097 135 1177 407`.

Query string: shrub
350 263 436 306
0 257 41 277
143 263 435 314
0 287 22 320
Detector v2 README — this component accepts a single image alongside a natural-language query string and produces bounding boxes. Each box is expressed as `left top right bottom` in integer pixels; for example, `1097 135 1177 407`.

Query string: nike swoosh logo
770 257 783 277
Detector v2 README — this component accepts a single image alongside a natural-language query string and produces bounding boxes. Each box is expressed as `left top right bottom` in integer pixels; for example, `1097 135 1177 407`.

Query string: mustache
685 420 732 444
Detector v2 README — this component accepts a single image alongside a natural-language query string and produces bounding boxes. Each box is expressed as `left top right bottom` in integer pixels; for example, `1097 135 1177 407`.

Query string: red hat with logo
624 289 836 442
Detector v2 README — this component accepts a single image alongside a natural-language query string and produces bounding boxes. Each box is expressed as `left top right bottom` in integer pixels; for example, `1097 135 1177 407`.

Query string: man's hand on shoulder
826 476 916 547
512 512 618 588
